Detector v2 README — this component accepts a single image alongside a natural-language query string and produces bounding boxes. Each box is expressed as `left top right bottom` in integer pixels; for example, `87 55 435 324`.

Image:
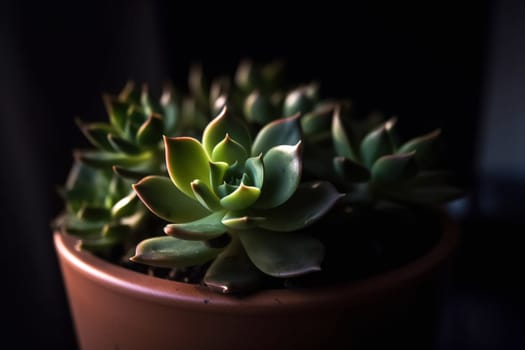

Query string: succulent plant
130 107 342 293
301 104 463 207
54 81 204 253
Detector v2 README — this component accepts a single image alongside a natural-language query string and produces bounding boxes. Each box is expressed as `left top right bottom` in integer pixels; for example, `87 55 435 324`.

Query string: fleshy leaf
202 106 252 156
136 114 164 148
76 120 115 151
332 108 357 161
244 155 264 189
371 152 418 185
360 124 394 168
103 95 128 133
209 161 229 191
107 134 141 154
244 91 276 124
203 237 264 294
254 142 302 209
191 180 221 211
160 83 179 134
301 102 336 136
133 176 208 222
164 211 227 240
333 156 371 183
112 165 153 181
111 191 139 219
131 236 221 268
219 184 261 211
397 129 442 169
211 134 248 165
77 205 111 222
283 88 315 117
77 150 150 169
102 224 131 241
239 229 325 277
221 212 266 230
259 181 343 231
251 114 301 156
164 136 211 198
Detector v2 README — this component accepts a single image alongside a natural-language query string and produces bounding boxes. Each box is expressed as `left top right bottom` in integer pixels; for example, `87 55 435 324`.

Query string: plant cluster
54 60 462 294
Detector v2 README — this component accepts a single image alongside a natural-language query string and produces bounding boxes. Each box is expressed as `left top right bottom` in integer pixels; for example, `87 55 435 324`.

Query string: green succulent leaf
219 183 261 211
164 211 227 240
62 161 111 209
360 124 394 168
160 83 180 134
202 106 252 156
332 108 358 161
209 161 229 191
203 237 264 294
397 129 442 169
301 102 336 136
259 181 343 231
107 134 142 154
333 156 371 183
76 120 115 151
244 91 276 124
371 152 418 185
191 180 221 211
136 114 164 148
61 214 106 238
77 205 111 222
254 142 302 209
251 114 301 156
211 134 248 165
133 176 209 222
112 165 153 181
235 60 259 91
221 212 266 230
118 81 141 104
244 155 264 189
103 95 129 133
164 136 212 198
131 236 221 268
283 88 315 117
111 191 139 219
77 150 150 169
102 223 131 240
239 229 324 277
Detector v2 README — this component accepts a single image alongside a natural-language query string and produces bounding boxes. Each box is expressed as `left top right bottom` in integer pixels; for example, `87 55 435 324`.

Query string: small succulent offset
56 82 194 253
302 104 463 207
131 107 342 293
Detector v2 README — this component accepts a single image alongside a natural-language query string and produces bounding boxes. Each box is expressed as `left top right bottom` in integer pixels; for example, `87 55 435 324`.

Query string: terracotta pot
54 213 459 350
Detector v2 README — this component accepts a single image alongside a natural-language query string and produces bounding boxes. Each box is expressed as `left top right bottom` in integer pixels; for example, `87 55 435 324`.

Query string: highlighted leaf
131 236 221 268
211 134 248 165
251 114 301 156
360 124 394 168
136 113 164 148
164 211 227 240
164 136 211 198
254 142 302 209
332 108 357 160
133 176 208 222
220 183 261 211
202 106 251 156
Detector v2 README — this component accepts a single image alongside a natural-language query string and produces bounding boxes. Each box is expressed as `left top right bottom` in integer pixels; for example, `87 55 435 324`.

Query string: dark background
1 1 524 349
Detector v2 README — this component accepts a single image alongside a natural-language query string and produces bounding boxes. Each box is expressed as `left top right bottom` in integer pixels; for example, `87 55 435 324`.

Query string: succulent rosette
303 105 463 206
131 107 342 293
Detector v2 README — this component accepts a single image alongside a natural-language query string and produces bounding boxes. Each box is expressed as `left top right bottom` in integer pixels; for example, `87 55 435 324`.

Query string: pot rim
54 211 459 314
